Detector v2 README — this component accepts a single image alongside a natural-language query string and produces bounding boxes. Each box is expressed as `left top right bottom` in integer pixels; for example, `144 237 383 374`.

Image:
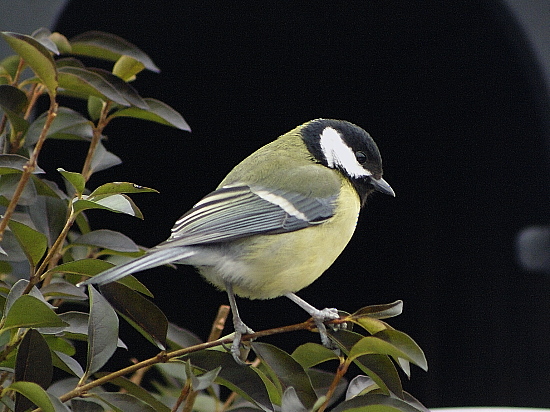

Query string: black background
53 1 550 407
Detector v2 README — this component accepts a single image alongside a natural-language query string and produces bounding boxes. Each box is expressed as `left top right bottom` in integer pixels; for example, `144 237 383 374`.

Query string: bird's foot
310 307 345 348
230 319 255 365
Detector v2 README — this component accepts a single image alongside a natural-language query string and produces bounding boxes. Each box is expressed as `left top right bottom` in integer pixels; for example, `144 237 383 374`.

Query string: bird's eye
355 151 367 164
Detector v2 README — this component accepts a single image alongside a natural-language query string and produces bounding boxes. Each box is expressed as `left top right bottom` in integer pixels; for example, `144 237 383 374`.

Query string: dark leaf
88 68 148 109
31 28 59 54
57 66 130 106
0 85 29 134
329 330 402 397
15 329 53 387
26 107 94 146
91 392 157 412
0 174 38 205
51 351 84 378
252 342 317 410
166 322 202 349
40 279 88 301
70 31 160 72
74 229 140 253
0 31 58 95
95 375 170 412
100 282 168 350
15 329 53 412
84 286 119 378
47 259 153 297
89 141 122 174
0 154 44 175
111 98 191 131
331 392 427 412
186 350 274 411
281 387 307 412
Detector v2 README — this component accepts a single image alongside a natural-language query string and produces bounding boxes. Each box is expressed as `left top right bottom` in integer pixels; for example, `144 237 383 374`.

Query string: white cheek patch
319 127 371 178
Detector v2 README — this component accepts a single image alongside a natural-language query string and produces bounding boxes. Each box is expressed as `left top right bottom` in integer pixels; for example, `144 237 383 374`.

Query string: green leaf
166 322 202 350
348 331 428 372
331 392 428 412
2 295 68 331
40 279 88 301
88 68 148 109
113 55 145 81
95 375 170 412
185 350 274 411
46 259 153 297
7 219 48 266
51 351 83 378
0 85 29 135
70 31 160 73
42 311 126 350
0 55 21 80
280 387 307 412
89 141 122 174
0 174 38 205
57 66 130 106
74 229 140 253
74 194 144 218
91 392 157 412
87 95 104 121
252 342 317 410
352 301 403 320
89 182 158 197
85 286 119 377
14 329 53 412
292 343 339 369
1 31 58 95
99 282 168 350
51 351 84 378
31 28 59 54
58 168 85 197
5 381 55 412
49 32 72 54
111 98 191 131
0 154 44 175
26 107 94 146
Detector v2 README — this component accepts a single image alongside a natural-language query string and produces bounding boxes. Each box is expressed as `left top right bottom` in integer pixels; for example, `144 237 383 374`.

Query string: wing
155 184 338 249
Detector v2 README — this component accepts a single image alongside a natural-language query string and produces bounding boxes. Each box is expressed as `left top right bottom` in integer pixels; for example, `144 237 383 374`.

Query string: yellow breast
199 178 361 299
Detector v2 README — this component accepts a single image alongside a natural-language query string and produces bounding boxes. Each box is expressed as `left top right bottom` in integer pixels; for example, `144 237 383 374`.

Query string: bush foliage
0 29 428 411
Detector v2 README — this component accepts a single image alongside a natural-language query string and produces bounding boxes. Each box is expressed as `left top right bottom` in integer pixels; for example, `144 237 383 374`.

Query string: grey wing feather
157 185 337 248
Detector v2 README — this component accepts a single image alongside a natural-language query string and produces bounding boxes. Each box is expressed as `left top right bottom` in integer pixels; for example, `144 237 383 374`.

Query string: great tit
78 118 394 363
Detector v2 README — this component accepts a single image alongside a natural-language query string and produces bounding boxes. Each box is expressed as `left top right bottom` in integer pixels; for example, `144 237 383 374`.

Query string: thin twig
81 101 112 181
0 96 58 243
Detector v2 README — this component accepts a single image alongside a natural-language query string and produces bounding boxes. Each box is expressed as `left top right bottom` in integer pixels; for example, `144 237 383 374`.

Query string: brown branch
0 96 58 243
33 318 333 411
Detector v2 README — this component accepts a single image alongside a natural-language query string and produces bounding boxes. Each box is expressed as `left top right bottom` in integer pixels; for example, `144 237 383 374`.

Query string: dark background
51 1 550 407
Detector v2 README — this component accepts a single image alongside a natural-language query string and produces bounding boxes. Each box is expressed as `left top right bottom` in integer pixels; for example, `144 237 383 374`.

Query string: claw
285 293 343 350
224 281 254 365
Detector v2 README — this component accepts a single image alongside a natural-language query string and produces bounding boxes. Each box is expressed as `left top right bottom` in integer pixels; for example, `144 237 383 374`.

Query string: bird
78 118 395 363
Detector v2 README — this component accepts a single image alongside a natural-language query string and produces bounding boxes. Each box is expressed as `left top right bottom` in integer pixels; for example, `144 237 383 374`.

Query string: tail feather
77 247 195 287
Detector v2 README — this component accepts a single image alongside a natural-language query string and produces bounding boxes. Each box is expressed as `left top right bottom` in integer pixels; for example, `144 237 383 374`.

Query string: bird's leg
284 292 341 348
224 281 254 364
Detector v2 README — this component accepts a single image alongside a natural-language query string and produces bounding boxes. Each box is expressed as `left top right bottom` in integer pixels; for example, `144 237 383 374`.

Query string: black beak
370 177 395 197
